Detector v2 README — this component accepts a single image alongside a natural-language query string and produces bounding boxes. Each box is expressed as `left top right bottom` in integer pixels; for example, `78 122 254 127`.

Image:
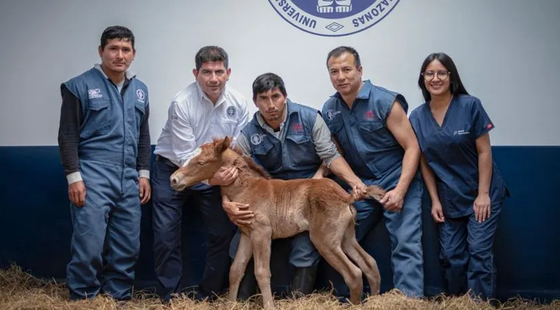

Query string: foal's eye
197 161 206 166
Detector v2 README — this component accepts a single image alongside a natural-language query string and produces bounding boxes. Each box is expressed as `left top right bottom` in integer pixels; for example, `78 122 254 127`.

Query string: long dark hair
418 52 469 102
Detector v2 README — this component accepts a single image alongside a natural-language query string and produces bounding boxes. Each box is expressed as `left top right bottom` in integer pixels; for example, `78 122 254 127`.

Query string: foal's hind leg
342 221 381 295
228 233 253 302
310 229 363 305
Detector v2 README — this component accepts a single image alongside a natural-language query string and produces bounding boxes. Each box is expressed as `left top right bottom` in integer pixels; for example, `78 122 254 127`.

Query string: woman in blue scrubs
409 52 509 300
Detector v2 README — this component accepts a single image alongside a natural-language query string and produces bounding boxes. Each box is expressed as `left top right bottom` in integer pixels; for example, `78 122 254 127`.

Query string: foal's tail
347 185 386 225
349 185 386 204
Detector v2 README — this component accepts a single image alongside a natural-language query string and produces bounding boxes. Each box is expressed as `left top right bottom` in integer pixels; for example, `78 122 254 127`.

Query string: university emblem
136 89 146 103
251 134 265 145
227 106 236 118
268 0 401 37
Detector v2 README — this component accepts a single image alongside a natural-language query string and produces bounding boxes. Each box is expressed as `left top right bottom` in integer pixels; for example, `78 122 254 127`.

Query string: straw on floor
1 264 558 310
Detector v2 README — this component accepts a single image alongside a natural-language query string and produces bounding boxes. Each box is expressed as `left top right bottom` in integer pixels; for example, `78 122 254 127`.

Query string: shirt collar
256 112 285 133
331 79 373 101
356 80 373 99
195 82 228 106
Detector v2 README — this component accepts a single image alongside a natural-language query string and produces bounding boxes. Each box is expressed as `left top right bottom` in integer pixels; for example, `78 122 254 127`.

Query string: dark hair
418 52 469 102
100 26 135 50
326 46 361 69
252 73 287 101
195 46 229 70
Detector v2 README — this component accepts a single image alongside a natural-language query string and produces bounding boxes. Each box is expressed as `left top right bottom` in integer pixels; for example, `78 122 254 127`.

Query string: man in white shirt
151 46 249 302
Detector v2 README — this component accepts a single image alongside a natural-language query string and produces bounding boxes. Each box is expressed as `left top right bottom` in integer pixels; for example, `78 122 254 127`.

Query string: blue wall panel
0 146 558 301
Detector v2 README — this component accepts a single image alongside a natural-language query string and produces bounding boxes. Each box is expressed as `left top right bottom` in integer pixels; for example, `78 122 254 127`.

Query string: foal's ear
216 136 231 154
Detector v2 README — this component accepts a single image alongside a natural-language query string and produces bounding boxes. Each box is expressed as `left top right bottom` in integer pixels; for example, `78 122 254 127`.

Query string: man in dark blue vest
57 25 151 301
214 72 367 299
320 46 425 298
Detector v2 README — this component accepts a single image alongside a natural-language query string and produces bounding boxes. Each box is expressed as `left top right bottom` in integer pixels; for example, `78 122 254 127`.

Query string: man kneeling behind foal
211 72 367 299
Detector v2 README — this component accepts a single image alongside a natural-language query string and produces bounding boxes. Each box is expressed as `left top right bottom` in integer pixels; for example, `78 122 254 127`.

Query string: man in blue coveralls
320 46 425 298
57 25 151 300
215 72 368 299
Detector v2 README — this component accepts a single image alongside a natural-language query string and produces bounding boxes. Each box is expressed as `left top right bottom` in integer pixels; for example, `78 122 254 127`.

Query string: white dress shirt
154 82 250 167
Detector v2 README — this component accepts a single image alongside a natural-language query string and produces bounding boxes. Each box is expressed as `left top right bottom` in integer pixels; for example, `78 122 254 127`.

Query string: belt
155 155 179 169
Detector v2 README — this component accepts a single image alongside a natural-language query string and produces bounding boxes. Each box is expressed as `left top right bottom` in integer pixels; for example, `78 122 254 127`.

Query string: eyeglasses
422 70 450 81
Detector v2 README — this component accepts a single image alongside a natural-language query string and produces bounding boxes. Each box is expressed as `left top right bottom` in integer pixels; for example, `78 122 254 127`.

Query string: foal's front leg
251 227 274 310
228 233 253 302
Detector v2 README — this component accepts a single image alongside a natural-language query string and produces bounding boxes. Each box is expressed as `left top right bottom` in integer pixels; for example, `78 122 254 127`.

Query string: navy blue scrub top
409 94 508 218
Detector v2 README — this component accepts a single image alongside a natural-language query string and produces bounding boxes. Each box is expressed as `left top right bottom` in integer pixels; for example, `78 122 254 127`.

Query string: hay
1 264 558 310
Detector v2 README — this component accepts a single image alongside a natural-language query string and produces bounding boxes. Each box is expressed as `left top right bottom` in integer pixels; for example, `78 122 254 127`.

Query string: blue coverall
64 67 148 300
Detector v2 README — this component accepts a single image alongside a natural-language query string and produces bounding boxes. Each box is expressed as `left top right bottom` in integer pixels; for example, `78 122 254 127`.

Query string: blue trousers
67 160 141 300
324 177 425 298
230 230 320 268
438 202 502 300
151 159 236 302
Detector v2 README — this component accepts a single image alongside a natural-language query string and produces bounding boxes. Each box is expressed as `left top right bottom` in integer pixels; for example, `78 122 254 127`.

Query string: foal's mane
230 145 271 180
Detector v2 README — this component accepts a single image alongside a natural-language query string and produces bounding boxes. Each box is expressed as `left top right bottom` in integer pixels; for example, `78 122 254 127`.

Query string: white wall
1 0 559 146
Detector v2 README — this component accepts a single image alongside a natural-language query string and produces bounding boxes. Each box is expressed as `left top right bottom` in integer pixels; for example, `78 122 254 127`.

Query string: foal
170 137 385 309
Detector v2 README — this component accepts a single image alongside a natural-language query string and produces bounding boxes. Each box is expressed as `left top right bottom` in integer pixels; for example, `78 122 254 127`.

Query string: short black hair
252 73 287 101
326 46 361 69
195 46 229 70
100 25 135 50
418 52 469 102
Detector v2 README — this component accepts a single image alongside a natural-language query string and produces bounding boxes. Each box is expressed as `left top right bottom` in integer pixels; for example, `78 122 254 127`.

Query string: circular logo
226 106 236 118
250 134 263 145
136 89 145 101
268 0 400 37
324 109 341 120
326 109 334 120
